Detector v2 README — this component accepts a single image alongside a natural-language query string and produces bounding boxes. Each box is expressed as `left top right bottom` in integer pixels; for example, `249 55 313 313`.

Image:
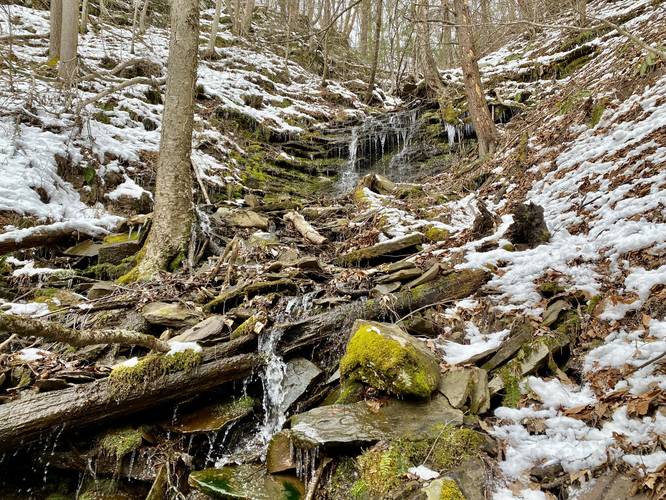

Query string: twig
0 334 17 352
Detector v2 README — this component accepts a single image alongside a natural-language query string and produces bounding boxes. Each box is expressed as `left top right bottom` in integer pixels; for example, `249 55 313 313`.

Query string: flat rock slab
189 465 304 499
282 358 322 410
87 281 117 300
290 395 463 448
170 315 228 344
141 301 202 328
64 240 102 258
336 233 423 266
168 396 256 434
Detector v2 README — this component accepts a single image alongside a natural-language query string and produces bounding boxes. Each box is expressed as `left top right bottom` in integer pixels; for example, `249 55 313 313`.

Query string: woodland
0 0 665 498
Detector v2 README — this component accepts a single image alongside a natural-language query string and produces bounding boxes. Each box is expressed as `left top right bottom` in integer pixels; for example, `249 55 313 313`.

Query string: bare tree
365 0 383 103
241 0 256 35
415 0 444 95
134 0 200 278
207 0 224 54
59 0 79 84
453 0 498 156
49 0 62 63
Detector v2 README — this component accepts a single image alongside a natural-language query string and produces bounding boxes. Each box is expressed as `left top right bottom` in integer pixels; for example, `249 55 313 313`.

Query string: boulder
290 395 463 448
141 301 202 328
340 320 441 398
438 367 490 414
189 465 304 499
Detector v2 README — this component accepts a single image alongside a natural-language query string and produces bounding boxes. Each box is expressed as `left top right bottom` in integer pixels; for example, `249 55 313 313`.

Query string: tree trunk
130 0 140 53
415 0 443 96
49 0 62 62
359 0 370 59
80 0 89 33
207 0 223 53
576 0 587 26
440 0 453 67
240 0 255 35
59 0 80 86
0 353 257 452
135 0 199 277
139 0 150 33
453 0 498 156
364 0 382 104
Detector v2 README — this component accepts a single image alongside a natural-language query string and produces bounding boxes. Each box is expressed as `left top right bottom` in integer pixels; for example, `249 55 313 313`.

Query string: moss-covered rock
189 465 304 499
340 320 441 398
98 427 143 461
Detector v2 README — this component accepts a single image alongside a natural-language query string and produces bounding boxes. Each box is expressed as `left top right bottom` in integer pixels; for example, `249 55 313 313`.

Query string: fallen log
284 210 327 245
279 268 490 354
0 222 107 254
0 314 170 353
0 352 257 452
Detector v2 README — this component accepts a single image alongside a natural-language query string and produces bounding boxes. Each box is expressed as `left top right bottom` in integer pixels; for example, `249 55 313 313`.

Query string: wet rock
336 233 423 267
247 231 280 249
169 396 256 434
506 202 550 249
189 465 304 499
64 240 102 258
282 358 322 410
141 301 202 328
438 367 490 414
169 315 228 344
98 234 141 265
87 281 117 300
290 395 463 448
267 430 296 474
340 320 441 398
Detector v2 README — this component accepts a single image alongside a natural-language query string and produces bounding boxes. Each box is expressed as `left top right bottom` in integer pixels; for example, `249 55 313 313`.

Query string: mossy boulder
141 301 202 327
98 232 142 265
340 320 441 398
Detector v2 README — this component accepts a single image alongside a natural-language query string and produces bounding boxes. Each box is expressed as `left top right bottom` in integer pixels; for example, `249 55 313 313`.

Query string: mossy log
279 269 489 354
0 352 257 452
0 224 103 254
205 278 297 312
0 314 170 352
335 233 424 267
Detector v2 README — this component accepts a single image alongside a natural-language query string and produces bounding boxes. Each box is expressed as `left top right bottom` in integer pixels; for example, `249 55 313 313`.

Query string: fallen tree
0 314 171 353
279 268 490 354
0 351 258 452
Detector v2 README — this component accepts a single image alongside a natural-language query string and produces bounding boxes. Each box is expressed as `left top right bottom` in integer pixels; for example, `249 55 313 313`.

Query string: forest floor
0 0 665 499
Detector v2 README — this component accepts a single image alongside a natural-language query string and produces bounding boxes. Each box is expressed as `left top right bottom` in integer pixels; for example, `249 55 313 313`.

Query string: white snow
526 377 596 410
17 348 50 362
439 323 510 365
408 465 440 480
167 341 203 355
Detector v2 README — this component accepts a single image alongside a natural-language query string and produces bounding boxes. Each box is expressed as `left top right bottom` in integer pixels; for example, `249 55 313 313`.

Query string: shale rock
189 465 304 499
141 301 202 328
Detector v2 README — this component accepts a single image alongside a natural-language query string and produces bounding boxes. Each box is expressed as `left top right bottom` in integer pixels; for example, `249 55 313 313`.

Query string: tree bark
58 0 79 85
207 0 224 53
0 353 257 452
364 0 382 104
139 0 150 33
80 0 89 33
49 0 62 62
136 0 199 277
0 315 170 352
453 0 498 156
415 0 443 96
284 211 327 245
359 0 370 59
279 269 490 354
240 0 255 35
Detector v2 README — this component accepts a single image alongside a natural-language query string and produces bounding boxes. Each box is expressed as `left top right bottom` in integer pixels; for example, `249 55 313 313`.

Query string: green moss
424 226 450 242
504 53 523 62
98 427 142 460
558 90 591 115
85 260 133 281
439 479 465 500
109 350 202 396
340 322 439 398
441 103 459 125
499 366 522 408
589 100 607 127
93 111 111 124
168 250 186 272
557 51 596 77
103 232 139 245
353 446 411 499
586 295 602 314
538 281 567 296
335 380 364 404
324 458 360 499
554 309 581 338
516 131 529 166
83 166 96 185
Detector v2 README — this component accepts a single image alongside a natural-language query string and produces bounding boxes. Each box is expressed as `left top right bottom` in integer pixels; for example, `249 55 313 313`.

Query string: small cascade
336 108 422 191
